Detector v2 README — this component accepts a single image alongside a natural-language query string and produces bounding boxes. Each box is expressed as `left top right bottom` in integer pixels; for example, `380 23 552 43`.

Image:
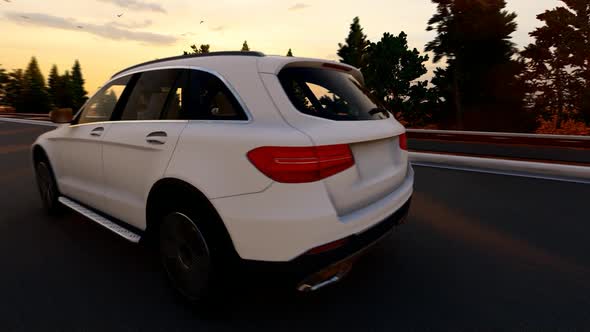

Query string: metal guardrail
407 128 590 141
407 128 590 150
407 129 590 183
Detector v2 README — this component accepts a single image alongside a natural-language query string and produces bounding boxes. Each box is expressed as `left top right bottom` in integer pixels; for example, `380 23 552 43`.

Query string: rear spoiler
258 57 365 85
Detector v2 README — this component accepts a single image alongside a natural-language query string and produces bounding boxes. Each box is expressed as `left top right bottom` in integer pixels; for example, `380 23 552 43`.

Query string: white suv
32 51 414 300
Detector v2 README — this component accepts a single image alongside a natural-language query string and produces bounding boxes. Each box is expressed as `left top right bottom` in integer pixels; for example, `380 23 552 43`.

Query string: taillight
399 133 408 151
247 144 355 183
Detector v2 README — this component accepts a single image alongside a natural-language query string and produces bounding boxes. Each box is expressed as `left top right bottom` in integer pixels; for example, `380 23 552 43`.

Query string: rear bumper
212 166 414 261
289 196 411 279
241 196 412 286
299 196 411 266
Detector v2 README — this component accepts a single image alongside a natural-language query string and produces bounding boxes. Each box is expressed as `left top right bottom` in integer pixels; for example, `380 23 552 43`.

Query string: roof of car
110 51 363 84
111 51 265 78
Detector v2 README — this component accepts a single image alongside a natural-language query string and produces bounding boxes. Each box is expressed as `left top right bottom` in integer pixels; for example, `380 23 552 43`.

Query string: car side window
77 76 130 124
161 70 190 120
190 70 248 121
119 69 181 121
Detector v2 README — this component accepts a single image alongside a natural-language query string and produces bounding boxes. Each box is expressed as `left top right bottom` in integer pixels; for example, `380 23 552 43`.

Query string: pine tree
71 60 88 110
426 0 532 131
364 32 432 125
286 49 294 57
0 66 6 83
4 69 24 110
59 70 74 109
21 57 50 113
0 65 8 106
200 44 210 54
48 65 60 108
241 40 250 51
184 44 210 55
106 90 118 107
337 17 371 70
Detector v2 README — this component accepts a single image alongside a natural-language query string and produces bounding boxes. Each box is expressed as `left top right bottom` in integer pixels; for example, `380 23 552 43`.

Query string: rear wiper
368 108 390 117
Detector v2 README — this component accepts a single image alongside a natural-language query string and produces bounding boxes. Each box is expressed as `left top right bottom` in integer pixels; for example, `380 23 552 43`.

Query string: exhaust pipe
296 260 354 292
297 275 343 292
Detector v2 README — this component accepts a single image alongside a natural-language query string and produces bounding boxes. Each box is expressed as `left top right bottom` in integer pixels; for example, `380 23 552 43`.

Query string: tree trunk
453 68 463 130
555 69 564 129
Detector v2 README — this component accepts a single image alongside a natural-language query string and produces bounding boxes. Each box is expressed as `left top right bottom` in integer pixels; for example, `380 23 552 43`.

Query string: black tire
159 210 219 303
34 158 61 215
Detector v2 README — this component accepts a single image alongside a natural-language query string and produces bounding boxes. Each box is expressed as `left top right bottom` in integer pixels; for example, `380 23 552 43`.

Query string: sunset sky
1 0 561 95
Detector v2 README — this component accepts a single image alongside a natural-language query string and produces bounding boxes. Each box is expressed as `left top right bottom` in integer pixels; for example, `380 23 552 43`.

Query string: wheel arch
32 143 61 191
32 144 48 164
145 178 238 257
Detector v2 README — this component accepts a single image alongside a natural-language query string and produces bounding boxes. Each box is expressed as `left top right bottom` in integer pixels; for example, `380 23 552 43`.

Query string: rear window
278 67 390 121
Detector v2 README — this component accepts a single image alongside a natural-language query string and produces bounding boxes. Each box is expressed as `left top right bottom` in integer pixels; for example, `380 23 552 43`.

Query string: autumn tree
522 0 590 126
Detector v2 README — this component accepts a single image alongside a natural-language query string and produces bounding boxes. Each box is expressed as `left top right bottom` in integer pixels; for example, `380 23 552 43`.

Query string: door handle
146 131 167 145
90 127 104 137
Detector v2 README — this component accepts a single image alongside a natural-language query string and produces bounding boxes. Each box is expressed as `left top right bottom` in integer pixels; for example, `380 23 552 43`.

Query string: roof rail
111 51 266 78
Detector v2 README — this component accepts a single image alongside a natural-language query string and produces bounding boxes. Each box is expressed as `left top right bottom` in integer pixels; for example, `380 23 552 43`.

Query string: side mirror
50 108 73 124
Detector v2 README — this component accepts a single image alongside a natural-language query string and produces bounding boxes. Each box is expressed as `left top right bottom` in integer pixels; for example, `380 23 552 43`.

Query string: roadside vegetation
1 0 588 135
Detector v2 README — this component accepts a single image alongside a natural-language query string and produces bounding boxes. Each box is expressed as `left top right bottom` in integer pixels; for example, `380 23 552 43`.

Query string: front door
100 69 189 230
58 75 131 211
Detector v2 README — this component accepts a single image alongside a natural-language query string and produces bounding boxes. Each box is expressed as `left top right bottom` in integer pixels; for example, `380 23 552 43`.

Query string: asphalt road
1 120 590 331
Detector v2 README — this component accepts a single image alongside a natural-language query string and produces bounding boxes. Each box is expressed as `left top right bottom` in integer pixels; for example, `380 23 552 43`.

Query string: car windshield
278 67 390 121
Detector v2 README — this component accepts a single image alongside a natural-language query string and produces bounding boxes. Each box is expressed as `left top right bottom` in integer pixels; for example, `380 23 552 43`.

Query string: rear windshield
278 67 390 121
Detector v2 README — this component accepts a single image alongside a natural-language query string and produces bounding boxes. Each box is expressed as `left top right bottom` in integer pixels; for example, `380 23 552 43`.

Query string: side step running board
58 196 142 243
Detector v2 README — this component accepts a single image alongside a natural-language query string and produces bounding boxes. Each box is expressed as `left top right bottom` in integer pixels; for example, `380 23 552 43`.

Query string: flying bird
117 13 124 17
3 0 12 3
77 25 84 29
200 20 204 24
21 15 29 19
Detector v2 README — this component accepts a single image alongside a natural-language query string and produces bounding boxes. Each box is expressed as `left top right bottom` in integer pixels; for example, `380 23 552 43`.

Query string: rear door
262 65 409 216
100 69 189 230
